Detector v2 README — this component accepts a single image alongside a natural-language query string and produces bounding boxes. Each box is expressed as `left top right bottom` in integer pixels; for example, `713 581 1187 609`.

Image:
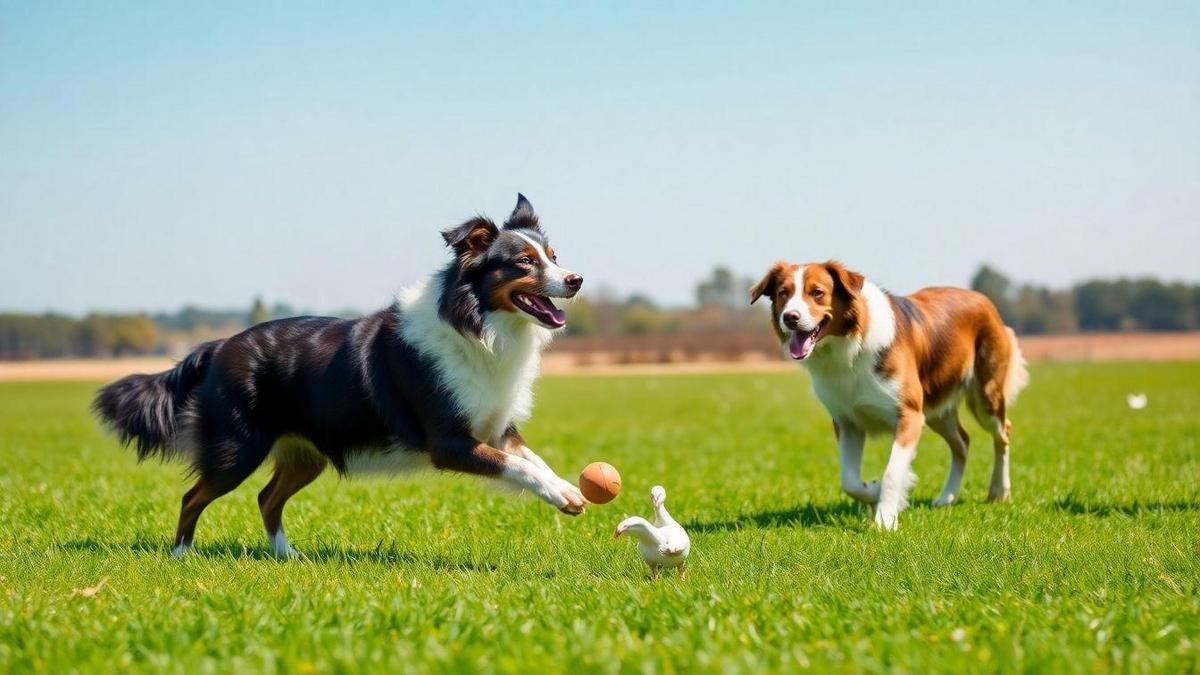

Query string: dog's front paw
874 507 900 531
556 482 587 515
536 478 586 515
987 489 1011 503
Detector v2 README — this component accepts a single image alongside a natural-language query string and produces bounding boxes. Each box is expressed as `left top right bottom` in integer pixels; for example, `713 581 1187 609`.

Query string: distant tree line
971 265 1200 334
563 267 762 338
0 313 159 359
150 299 299 332
4 269 1198 358
0 297 307 360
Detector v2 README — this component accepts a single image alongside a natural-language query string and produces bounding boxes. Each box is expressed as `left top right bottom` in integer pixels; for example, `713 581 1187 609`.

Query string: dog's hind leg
989 421 1012 503
928 410 969 507
258 452 327 558
979 404 1012 503
174 479 220 558
968 345 1015 503
173 435 271 558
966 382 1012 503
173 470 253 557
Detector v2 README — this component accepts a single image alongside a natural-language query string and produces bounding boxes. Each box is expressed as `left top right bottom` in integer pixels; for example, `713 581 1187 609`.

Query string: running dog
95 194 588 557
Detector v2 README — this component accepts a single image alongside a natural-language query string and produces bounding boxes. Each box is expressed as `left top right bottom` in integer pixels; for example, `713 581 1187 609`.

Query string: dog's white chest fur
398 277 552 443
799 282 900 435
806 348 899 434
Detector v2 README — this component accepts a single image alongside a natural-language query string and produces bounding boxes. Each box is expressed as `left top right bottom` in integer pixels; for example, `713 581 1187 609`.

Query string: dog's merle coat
94 195 586 557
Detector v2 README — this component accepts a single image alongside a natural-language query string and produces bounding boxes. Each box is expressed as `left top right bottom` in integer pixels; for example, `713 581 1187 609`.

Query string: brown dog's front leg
835 419 879 504
875 410 924 530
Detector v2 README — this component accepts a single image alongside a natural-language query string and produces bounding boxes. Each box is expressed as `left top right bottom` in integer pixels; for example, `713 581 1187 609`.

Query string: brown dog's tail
1002 327 1029 404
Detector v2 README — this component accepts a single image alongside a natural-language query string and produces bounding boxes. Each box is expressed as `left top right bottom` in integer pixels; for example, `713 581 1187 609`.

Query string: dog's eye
811 288 825 299
517 256 534 266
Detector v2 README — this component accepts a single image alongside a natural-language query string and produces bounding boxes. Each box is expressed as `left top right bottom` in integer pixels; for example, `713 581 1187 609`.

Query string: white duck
614 485 691 579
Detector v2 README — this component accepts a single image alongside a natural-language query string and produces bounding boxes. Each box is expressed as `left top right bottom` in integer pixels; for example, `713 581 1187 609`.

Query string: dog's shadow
1052 496 1200 517
684 500 869 533
58 537 499 572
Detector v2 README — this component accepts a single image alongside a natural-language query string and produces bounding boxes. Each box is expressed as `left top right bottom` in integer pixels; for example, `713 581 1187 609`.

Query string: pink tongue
528 296 566 326
789 331 815 359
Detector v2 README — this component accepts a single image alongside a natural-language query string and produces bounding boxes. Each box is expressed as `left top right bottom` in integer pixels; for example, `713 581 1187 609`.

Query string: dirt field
1013 332 1200 362
0 357 178 383
2 332 1198 382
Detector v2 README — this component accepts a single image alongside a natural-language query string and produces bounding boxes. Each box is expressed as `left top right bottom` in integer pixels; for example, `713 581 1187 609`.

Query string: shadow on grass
58 537 498 571
684 500 868 533
1053 496 1200 517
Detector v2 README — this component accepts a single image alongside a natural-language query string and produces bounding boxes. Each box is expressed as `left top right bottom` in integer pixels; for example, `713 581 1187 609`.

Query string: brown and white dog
751 261 1028 529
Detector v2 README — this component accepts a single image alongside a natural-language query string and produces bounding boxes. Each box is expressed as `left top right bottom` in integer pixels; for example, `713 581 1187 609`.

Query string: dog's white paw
542 479 586 515
874 507 900 531
843 479 882 505
506 458 586 515
268 530 300 558
932 493 957 507
554 475 582 497
171 543 193 559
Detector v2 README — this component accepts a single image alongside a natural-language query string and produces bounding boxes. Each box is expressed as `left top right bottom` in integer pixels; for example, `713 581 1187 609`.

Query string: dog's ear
750 262 789 305
442 217 499 259
504 193 541 231
825 260 864 302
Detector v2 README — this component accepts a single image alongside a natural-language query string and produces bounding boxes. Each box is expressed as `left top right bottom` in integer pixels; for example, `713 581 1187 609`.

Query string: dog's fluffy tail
92 340 221 461
1003 327 1029 404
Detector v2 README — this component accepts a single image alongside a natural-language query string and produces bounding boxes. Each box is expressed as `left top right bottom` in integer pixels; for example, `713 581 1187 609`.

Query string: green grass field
1 363 1198 673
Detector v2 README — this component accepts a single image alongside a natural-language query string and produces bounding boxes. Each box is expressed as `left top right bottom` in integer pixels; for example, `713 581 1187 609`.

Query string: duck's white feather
617 490 691 570
617 516 690 568
651 501 689 556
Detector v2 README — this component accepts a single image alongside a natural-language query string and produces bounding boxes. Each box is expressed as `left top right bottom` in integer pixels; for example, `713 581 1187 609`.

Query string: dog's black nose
564 274 583 292
782 311 801 329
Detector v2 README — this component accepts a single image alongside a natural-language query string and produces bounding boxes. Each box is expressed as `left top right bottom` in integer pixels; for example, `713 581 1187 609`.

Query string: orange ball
579 462 622 504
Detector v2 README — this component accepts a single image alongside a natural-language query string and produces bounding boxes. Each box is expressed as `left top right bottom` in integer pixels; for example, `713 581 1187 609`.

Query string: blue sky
2 2 1197 314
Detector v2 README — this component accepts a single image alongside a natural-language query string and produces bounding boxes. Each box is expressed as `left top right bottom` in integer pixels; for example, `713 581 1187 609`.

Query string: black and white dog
94 195 587 557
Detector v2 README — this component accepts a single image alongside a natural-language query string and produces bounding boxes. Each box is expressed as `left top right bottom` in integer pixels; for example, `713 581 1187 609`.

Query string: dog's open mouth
513 293 567 328
788 318 828 360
